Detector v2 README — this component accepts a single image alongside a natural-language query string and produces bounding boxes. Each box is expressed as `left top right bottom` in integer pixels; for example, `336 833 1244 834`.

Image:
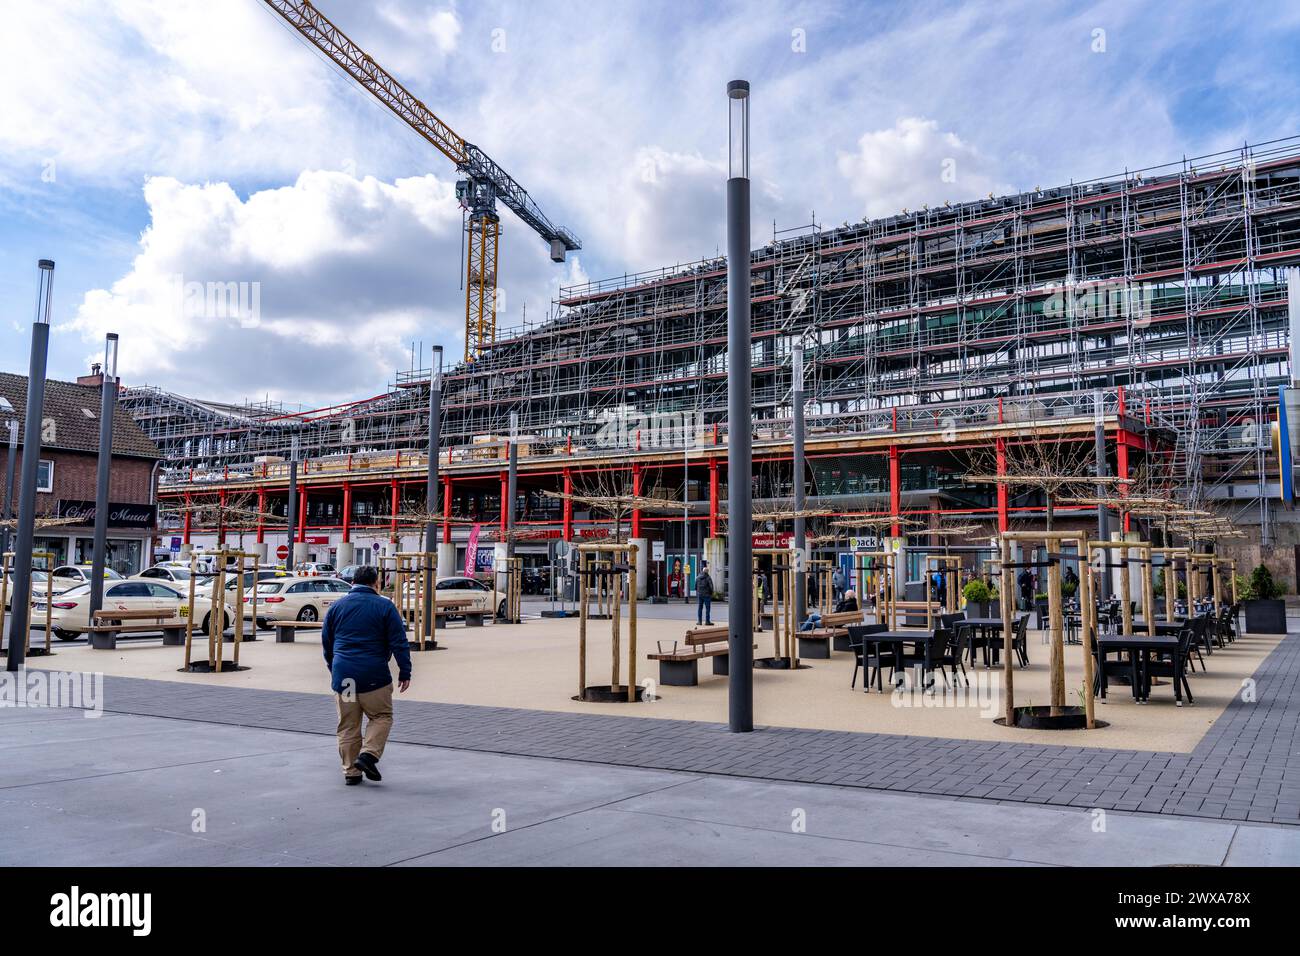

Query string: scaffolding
123 138 1300 540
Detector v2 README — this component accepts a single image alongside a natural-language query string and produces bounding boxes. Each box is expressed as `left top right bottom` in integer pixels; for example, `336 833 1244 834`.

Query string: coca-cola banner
57 500 157 529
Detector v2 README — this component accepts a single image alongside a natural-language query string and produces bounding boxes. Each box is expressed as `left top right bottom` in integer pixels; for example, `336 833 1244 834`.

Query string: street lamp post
726 80 754 732
89 334 120 620
7 260 55 672
285 435 299 571
792 343 807 625
422 346 442 634
1 420 16 557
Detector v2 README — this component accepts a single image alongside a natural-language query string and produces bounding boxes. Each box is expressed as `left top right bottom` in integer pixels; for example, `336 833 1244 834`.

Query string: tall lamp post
285 435 299 571
726 80 754 732
1 420 16 557
792 343 807 625
422 346 442 635
89 333 120 620
7 259 55 672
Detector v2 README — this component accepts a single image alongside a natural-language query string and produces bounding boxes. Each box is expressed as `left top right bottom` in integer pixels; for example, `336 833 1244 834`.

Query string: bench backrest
822 610 864 626
91 609 175 622
685 626 729 646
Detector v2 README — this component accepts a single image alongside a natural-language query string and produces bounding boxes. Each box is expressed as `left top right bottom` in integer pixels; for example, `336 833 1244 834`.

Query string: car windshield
256 583 285 594
58 584 92 597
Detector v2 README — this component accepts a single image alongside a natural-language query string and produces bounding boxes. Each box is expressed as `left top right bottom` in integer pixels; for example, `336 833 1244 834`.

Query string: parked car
49 565 125 594
136 565 197 586
337 564 368 584
33 580 237 641
294 562 336 577
2 570 49 609
245 576 351 626
193 567 294 599
432 575 505 619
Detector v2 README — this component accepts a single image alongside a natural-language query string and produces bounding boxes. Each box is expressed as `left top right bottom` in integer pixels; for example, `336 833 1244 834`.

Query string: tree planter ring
995 705 1108 730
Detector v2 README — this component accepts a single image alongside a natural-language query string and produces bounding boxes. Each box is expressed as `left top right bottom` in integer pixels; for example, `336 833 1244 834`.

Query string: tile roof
0 372 161 459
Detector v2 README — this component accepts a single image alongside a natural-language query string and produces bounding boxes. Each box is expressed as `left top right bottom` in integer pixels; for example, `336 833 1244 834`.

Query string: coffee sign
57 500 157 529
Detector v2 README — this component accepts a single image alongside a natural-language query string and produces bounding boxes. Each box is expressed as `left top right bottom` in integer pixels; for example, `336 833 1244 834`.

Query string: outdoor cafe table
1095 633 1184 703
1133 619 1185 635
956 617 1013 667
857 629 940 693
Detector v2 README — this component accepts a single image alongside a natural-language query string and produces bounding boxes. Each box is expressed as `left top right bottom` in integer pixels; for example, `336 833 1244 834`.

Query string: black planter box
1243 599 1287 634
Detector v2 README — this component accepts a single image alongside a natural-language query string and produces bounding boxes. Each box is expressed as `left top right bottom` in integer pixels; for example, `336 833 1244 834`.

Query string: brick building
0 370 162 573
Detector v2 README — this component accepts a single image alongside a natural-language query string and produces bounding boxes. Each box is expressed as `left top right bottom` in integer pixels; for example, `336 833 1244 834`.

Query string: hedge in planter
1241 564 1286 634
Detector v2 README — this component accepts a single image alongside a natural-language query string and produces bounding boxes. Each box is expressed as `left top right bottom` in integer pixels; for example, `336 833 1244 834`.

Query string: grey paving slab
604 776 1240 867
8 622 1300 828
403 807 1042 867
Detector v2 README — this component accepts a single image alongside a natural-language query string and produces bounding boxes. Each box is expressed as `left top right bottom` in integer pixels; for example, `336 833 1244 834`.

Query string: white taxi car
2 570 49 610
245 576 351 626
49 564 124 595
34 580 237 642
433 576 505 619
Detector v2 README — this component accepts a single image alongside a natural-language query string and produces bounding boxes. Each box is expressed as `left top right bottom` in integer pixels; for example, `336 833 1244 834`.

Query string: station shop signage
752 532 792 547
57 499 156 529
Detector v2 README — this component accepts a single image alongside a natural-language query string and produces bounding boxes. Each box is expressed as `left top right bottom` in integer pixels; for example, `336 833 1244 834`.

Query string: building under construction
125 136 1300 587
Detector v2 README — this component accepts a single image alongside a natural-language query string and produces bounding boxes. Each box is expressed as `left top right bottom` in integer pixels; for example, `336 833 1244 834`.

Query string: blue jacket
321 585 412 695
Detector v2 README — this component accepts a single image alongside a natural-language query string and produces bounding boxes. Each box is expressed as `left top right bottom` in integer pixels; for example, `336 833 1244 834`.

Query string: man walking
832 566 846 603
322 565 411 786
696 560 715 626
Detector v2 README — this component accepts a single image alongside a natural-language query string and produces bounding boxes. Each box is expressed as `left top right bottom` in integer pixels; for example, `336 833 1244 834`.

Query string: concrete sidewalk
1 707 1296 866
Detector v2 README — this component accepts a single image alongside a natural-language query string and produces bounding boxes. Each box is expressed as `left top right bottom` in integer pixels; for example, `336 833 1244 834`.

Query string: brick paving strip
77 629 1300 826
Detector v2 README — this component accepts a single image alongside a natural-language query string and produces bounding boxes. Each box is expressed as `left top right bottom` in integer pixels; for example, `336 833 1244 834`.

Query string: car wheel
54 629 81 642
497 599 507 619
298 606 319 623
201 611 226 634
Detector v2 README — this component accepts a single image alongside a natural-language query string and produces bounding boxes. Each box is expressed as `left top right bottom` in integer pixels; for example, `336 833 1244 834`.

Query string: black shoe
354 752 382 781
706 621 715 626
345 775 364 786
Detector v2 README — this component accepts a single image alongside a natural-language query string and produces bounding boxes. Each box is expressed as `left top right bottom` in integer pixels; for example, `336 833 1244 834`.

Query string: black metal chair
1092 627 1133 699
1146 618 1197 705
846 623 889 691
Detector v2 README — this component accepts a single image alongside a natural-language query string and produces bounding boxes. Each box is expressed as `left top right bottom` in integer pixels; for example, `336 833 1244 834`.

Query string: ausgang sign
57 500 157 529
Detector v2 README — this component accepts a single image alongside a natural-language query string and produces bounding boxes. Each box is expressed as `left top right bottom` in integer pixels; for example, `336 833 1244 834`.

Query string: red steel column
256 488 266 544
1117 431 1131 533
996 437 1009 533
297 487 308 544
889 446 901 537
182 493 192 545
499 471 508 536
709 457 719 538
631 463 642 538
562 468 573 541
217 489 227 545
389 479 399 540
341 482 352 543
442 475 453 544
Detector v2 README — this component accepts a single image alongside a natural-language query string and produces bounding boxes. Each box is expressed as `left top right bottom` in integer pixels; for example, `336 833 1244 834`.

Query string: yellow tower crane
263 0 581 363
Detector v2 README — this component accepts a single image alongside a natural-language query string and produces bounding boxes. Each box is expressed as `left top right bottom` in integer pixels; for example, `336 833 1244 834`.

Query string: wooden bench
88 609 186 650
646 625 757 686
271 620 322 643
798 609 866 658
433 598 487 628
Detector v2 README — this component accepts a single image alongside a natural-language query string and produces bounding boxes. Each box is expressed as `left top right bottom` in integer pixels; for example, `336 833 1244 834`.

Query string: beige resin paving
27 616 1281 753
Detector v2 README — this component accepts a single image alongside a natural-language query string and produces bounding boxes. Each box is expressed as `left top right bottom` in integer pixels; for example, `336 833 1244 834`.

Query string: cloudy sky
2 0 1298 408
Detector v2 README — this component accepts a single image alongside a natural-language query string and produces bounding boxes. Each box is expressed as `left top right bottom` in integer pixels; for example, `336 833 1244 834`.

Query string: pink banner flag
465 522 481 575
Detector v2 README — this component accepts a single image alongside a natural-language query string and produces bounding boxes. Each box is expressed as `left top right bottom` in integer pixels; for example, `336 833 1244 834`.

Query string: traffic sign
276 544 290 560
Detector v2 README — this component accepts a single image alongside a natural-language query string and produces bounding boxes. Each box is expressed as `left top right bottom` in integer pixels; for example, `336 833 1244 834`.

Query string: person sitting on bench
835 590 858 613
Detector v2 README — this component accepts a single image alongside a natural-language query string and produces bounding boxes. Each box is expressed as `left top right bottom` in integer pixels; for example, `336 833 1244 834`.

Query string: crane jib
261 0 581 360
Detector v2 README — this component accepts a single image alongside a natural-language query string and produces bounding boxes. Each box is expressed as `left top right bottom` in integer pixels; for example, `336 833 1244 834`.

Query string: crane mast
262 0 580 362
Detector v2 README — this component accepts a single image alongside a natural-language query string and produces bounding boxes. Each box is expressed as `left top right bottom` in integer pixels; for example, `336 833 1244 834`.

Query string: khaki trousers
335 684 394 778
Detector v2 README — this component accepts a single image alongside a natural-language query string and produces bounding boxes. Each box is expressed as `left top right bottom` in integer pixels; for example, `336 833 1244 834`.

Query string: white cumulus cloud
64 170 566 406
837 117 1011 219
